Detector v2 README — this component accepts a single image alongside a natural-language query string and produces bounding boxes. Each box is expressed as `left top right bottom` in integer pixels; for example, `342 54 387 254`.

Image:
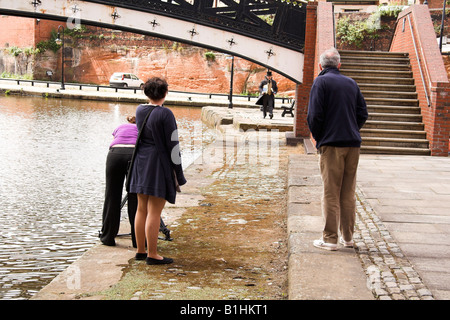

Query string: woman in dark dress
128 77 186 265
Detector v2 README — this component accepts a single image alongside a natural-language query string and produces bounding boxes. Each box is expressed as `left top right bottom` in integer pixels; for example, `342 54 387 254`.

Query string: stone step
339 50 409 59
367 105 422 114
362 137 429 149
365 97 418 106
361 128 427 139
340 69 413 78
368 112 422 122
358 83 416 92
362 90 417 99
364 120 424 131
341 55 410 65
348 76 415 85
341 62 411 71
340 50 430 156
360 145 431 155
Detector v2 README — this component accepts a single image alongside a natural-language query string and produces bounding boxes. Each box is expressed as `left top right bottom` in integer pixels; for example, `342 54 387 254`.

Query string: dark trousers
100 147 137 247
262 94 275 118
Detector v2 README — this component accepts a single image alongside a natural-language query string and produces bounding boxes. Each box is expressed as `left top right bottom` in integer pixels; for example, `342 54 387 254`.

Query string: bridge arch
0 0 306 83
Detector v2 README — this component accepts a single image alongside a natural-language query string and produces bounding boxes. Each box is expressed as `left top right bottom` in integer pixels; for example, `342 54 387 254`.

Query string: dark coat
258 78 278 96
128 104 186 204
307 68 368 148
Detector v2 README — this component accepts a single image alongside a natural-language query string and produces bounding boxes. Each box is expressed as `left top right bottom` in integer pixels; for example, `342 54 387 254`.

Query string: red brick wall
391 5 450 156
424 0 448 9
0 17 62 48
35 20 65 44
294 1 335 138
0 16 35 47
294 2 318 137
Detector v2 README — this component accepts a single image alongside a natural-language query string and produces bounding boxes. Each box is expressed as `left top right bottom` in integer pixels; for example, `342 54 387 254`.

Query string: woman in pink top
99 116 138 247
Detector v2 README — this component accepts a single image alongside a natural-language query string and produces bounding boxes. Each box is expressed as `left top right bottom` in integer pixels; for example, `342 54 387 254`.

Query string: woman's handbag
125 106 156 193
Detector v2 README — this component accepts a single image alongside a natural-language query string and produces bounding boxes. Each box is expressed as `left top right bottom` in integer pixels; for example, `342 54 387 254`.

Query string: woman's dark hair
143 77 168 101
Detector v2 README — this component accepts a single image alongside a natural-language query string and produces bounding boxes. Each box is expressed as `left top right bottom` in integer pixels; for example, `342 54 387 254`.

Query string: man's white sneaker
339 237 354 248
313 239 338 251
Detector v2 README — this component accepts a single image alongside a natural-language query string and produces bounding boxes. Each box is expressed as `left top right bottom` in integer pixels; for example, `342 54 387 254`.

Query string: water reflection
0 96 214 299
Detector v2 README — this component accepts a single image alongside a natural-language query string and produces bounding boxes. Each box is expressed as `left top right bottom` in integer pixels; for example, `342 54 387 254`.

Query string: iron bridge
0 0 307 83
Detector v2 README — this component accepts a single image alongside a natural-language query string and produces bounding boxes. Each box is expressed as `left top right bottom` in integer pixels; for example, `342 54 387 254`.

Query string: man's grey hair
320 48 340 69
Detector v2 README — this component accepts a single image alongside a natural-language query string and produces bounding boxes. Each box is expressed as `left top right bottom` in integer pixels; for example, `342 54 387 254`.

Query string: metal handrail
407 14 431 107
439 0 447 53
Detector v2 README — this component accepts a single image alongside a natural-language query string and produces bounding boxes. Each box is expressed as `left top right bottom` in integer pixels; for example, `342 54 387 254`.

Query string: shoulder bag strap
126 105 156 192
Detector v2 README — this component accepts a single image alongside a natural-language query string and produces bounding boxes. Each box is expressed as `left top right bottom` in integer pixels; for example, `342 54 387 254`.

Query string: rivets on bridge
227 37 237 48
71 4 81 14
265 48 275 58
149 19 160 29
30 0 41 9
111 10 121 21
188 26 199 38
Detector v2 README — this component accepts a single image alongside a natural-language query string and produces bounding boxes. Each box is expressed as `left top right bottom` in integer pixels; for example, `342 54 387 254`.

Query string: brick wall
335 13 397 52
391 5 450 156
0 16 35 47
425 0 449 10
34 20 65 44
0 17 62 48
294 1 334 139
294 1 318 138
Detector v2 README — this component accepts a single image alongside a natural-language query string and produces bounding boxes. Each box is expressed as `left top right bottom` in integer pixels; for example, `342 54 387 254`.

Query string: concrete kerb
286 154 375 300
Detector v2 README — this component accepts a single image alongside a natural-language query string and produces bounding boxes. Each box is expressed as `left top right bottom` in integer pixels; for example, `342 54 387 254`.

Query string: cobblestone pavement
355 188 434 300
356 154 450 300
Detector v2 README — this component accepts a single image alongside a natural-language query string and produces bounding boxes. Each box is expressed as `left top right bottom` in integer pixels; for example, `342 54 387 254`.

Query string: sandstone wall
34 26 296 96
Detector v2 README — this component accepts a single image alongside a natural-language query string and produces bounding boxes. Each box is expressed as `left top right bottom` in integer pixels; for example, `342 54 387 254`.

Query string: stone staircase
339 50 430 155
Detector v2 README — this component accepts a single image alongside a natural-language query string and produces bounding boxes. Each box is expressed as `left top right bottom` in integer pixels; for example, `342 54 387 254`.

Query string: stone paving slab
357 154 450 300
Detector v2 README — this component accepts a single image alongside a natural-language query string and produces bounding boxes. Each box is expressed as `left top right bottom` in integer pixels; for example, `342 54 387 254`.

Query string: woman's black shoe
135 253 147 260
146 257 173 265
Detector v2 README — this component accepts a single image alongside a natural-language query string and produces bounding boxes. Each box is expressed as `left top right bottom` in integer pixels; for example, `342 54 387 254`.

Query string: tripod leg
159 217 173 241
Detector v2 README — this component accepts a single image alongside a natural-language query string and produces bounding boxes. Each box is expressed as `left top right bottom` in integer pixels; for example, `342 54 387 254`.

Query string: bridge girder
0 0 306 83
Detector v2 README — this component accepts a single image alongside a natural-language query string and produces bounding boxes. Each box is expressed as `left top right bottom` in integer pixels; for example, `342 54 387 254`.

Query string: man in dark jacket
307 48 368 251
258 70 278 119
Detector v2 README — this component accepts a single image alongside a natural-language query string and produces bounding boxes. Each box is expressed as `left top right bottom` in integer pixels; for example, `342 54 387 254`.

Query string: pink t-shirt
109 123 138 147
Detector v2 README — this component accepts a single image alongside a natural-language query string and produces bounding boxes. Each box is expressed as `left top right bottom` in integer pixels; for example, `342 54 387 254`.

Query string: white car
109 73 144 89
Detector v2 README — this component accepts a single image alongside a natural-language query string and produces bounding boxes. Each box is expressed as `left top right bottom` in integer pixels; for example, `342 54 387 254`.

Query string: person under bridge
257 70 278 119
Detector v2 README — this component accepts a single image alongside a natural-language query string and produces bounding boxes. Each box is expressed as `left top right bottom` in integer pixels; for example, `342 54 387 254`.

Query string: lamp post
227 55 234 109
55 25 65 90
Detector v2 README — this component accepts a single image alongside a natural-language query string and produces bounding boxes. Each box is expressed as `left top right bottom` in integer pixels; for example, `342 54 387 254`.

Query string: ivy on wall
336 4 404 48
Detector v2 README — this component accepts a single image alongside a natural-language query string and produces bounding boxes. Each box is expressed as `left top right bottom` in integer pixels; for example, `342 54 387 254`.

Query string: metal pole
56 25 65 90
439 0 447 53
228 55 234 109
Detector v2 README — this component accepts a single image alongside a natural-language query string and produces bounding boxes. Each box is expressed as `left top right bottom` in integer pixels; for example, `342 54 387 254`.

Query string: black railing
0 78 292 103
85 0 307 52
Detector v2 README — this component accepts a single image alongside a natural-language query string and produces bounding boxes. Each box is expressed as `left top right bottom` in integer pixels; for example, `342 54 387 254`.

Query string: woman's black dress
128 104 186 204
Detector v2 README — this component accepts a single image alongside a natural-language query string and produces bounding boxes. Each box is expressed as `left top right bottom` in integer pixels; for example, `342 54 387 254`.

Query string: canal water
0 95 215 299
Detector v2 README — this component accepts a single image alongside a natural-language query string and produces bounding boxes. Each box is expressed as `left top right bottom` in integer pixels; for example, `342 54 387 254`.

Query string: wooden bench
281 100 295 117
